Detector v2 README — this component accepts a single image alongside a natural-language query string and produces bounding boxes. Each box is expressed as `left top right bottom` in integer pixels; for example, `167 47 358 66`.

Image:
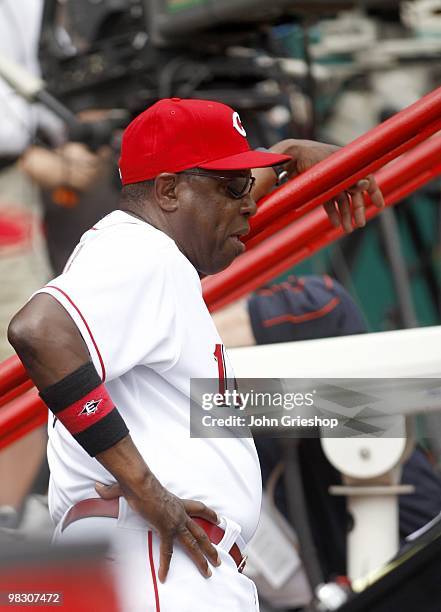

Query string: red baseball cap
119 98 291 185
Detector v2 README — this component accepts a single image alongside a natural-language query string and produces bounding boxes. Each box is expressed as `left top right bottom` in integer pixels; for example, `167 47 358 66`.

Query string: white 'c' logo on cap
232 112 247 137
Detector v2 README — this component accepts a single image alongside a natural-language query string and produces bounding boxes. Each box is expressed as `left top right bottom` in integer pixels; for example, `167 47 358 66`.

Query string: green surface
166 0 208 13
277 193 440 332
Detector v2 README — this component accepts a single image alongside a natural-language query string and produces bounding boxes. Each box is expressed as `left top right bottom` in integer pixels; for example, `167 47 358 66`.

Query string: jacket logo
79 399 102 416
232 112 246 137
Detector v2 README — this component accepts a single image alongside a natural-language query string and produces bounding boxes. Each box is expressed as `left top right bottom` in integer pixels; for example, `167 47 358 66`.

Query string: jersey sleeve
37 228 181 381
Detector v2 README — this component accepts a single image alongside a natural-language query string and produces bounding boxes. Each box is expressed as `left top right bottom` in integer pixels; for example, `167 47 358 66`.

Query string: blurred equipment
324 434 414 581
39 0 377 132
41 0 298 116
0 50 128 150
401 0 441 37
335 513 441 612
147 0 359 44
244 490 313 609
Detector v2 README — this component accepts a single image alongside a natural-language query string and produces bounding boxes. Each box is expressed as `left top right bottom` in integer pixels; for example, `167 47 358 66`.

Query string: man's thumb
95 482 122 499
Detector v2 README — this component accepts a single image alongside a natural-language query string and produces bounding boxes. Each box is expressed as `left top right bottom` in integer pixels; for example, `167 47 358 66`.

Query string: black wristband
40 362 101 413
40 362 129 457
75 409 129 457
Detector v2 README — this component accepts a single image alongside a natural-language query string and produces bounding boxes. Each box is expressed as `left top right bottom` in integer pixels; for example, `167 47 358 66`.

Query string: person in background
0 0 104 528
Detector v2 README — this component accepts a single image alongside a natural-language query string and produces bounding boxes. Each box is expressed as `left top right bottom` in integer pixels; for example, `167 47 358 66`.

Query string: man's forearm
96 435 156 498
251 139 308 202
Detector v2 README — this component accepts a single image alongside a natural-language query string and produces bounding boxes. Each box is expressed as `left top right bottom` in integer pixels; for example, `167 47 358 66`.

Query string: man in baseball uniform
8 98 384 610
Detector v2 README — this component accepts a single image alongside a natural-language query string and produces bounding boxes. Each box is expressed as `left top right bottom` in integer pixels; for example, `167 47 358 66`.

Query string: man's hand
95 476 221 583
253 139 385 233
19 143 107 193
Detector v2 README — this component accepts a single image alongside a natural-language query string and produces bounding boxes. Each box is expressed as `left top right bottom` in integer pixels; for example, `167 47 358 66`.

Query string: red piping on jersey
263 296 340 327
63 244 85 273
148 531 161 612
45 285 106 381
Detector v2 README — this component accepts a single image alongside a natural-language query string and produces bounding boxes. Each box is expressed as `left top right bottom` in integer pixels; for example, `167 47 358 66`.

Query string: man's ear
154 173 179 212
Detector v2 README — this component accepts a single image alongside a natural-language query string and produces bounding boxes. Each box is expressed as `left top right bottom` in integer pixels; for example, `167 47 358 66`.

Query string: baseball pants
53 512 260 611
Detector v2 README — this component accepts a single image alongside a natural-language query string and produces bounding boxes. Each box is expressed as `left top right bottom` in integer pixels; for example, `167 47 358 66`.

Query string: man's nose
240 195 257 217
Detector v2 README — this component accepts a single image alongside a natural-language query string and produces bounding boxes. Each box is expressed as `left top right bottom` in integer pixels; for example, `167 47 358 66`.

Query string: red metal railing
0 387 47 450
1 87 440 449
246 86 441 243
0 354 29 397
203 134 441 310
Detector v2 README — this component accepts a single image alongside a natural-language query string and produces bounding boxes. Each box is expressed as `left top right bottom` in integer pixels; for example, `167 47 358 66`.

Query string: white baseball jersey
38 210 262 544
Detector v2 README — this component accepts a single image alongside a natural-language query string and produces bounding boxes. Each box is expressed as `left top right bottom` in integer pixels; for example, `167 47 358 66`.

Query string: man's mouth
230 225 250 239
229 234 246 253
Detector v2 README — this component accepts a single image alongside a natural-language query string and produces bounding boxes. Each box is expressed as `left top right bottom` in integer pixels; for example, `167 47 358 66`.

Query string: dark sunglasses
180 170 256 199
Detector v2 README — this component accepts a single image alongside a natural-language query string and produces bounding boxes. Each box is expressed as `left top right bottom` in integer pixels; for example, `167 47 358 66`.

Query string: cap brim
198 149 291 171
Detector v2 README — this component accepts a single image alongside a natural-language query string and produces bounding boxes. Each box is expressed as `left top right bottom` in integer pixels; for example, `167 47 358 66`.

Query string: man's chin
200 254 238 277
197 241 247 276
